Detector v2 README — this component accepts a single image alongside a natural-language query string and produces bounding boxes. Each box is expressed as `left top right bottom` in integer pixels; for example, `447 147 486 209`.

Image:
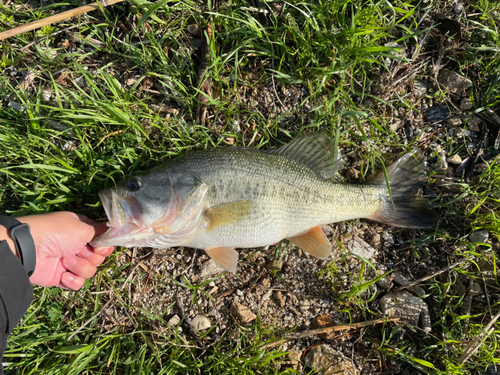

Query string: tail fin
372 150 437 228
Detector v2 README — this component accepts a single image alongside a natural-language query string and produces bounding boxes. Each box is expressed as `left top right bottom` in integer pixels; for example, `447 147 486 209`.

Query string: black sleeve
0 240 34 375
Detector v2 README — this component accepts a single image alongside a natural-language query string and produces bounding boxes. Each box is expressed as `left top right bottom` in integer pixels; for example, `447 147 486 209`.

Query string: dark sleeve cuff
0 240 34 334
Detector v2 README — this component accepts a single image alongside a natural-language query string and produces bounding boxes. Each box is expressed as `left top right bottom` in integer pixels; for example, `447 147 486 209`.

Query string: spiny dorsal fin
287 226 331 259
265 133 343 179
204 200 254 230
205 247 238 272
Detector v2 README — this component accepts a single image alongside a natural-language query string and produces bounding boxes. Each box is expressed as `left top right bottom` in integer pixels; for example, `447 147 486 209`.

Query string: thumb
76 214 109 239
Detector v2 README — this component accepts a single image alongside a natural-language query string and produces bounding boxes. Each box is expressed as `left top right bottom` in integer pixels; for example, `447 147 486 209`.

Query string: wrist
0 222 19 259
0 216 37 277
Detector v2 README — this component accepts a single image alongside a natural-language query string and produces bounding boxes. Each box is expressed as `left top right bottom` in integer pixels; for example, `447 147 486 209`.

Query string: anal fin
205 247 239 272
287 226 331 259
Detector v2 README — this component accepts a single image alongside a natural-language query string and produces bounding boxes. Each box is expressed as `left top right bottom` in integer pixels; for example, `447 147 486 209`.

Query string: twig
459 309 500 364
393 258 472 292
0 0 125 41
262 318 399 349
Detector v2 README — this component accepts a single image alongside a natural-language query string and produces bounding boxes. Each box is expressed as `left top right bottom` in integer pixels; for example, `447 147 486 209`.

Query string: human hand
15 212 114 290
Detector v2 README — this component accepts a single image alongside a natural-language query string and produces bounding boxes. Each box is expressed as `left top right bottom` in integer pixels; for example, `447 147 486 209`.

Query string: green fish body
91 133 436 271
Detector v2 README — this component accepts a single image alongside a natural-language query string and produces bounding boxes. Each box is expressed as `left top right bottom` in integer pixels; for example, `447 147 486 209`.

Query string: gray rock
200 259 225 279
426 105 451 122
192 315 211 331
413 79 429 97
460 97 473 110
304 345 359 375
393 273 425 297
438 68 472 93
467 116 482 132
470 230 489 243
447 154 463 165
168 314 181 326
380 291 426 328
347 237 377 260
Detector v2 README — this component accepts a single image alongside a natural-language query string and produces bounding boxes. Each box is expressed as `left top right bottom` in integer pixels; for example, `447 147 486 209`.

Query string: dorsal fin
265 133 343 179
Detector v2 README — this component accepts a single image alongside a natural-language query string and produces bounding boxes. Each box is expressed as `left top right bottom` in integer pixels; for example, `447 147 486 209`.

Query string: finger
93 246 114 257
77 245 105 267
76 214 109 239
62 256 97 279
60 272 86 290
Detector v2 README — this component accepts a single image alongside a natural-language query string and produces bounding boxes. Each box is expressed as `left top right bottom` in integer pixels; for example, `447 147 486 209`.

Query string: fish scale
178 148 383 249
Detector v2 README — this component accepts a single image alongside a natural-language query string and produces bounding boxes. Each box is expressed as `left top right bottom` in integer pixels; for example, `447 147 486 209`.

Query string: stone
426 105 451 122
200 259 225 279
230 301 257 323
312 315 335 339
347 237 377 260
370 234 382 250
413 79 429 97
438 68 473 93
380 291 426 328
460 98 473 110
300 300 311 310
273 291 285 308
304 345 359 375
393 273 425 297
287 348 303 371
447 154 463 165
192 315 211 331
168 315 181 326
266 260 283 271
467 116 482 132
468 280 483 296
446 117 462 126
470 230 489 243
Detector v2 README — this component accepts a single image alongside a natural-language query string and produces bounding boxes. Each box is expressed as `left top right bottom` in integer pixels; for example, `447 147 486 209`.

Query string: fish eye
127 178 140 192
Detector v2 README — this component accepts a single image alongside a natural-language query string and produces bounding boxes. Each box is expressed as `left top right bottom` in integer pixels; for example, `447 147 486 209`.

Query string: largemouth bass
91 133 437 271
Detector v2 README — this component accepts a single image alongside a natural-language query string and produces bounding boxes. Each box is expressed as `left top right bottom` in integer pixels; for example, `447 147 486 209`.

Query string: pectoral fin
288 226 331 259
205 247 239 272
205 200 253 230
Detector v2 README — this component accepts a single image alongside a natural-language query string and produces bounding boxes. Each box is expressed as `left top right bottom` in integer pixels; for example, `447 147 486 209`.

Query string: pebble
300 300 311 310
312 315 335 339
446 117 462 126
413 79 429 97
467 116 482 132
266 260 283 271
236 289 244 297
304 345 359 375
347 237 377 260
262 289 273 301
392 273 425 297
380 291 428 330
438 68 473 93
200 259 225 279
370 234 382 250
192 315 211 331
41 87 52 102
447 154 463 165
273 291 286 308
460 97 473 110
426 105 451 122
230 301 257 323
470 230 489 243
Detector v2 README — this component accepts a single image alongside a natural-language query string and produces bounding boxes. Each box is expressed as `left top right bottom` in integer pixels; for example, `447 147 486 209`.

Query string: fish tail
371 150 437 228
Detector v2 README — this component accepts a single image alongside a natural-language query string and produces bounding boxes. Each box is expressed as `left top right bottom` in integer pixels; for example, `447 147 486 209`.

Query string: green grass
1 0 500 373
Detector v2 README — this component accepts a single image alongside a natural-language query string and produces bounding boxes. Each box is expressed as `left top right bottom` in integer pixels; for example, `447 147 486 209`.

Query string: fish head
92 167 209 247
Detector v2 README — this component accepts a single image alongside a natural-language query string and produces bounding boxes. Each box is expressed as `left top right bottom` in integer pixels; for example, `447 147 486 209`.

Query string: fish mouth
91 188 148 247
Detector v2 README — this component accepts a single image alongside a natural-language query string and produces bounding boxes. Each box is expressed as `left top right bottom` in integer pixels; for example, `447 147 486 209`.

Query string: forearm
0 240 34 374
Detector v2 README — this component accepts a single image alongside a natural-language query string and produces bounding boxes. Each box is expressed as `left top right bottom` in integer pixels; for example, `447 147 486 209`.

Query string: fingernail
63 256 77 267
94 247 109 255
62 272 75 283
